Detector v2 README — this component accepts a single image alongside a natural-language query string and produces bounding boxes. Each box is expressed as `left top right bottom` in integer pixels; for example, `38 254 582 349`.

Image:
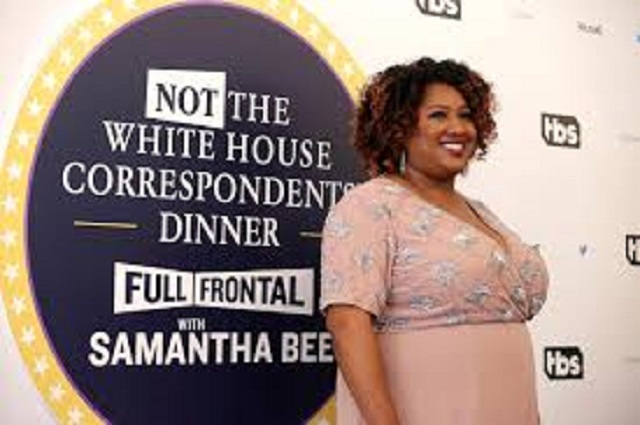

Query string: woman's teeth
440 142 465 153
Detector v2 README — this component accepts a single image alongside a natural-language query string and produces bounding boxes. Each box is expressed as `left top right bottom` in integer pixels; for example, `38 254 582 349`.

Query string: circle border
0 0 364 423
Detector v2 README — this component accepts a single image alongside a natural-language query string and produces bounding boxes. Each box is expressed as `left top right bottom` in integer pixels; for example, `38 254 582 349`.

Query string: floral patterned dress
321 177 549 425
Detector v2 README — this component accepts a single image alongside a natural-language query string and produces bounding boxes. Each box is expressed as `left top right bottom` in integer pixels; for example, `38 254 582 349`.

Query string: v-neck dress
320 177 549 425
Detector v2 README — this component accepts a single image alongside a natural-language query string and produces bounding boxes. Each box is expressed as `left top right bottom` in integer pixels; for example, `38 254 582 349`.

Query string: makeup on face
421 98 477 159
403 83 480 183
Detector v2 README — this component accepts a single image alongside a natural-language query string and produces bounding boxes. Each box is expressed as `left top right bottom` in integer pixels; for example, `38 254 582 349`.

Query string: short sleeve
320 188 394 317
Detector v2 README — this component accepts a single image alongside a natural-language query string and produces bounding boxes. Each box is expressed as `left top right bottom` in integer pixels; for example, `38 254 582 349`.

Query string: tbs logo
544 347 584 380
416 0 461 20
541 113 581 148
626 234 640 266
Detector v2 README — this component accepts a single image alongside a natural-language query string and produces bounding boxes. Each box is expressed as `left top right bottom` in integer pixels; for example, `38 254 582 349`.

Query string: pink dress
320 177 549 425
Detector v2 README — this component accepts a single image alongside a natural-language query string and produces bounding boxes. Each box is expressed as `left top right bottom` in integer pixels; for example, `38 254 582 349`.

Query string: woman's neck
400 167 457 197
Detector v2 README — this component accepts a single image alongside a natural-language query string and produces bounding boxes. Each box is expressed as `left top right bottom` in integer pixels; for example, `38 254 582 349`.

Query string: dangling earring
399 150 406 174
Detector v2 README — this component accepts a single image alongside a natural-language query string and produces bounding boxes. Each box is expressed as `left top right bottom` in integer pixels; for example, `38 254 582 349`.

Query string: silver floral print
453 229 478 250
430 261 458 287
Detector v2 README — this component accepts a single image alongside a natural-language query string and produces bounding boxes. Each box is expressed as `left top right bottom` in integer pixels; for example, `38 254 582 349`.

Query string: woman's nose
446 116 466 134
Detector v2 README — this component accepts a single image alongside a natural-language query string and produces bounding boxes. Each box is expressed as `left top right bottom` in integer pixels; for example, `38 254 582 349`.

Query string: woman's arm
326 305 400 425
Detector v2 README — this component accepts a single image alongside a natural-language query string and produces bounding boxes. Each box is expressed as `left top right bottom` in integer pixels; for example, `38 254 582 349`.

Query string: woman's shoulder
334 176 404 208
325 176 403 227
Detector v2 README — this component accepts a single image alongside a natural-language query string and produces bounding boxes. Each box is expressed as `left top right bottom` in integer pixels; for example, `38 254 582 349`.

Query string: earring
399 150 406 174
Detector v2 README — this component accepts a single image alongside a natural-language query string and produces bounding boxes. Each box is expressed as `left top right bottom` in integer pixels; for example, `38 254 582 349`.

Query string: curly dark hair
353 57 497 176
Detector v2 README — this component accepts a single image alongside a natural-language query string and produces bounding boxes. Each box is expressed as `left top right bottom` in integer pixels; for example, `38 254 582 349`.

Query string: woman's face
405 82 478 181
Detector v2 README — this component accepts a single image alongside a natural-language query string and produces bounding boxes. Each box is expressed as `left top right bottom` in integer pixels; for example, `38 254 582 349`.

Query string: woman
320 57 549 424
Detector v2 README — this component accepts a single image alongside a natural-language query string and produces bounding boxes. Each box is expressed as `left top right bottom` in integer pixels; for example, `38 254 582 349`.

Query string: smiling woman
403 82 478 181
321 57 549 425
352 57 496 178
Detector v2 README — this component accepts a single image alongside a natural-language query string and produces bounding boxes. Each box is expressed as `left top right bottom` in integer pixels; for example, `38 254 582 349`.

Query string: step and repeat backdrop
1 0 639 424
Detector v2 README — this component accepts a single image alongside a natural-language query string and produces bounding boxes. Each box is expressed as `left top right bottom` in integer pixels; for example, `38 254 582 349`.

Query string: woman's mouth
440 141 466 154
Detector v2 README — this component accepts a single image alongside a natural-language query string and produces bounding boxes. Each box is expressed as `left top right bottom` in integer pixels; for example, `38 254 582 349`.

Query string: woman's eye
428 111 447 119
459 111 473 120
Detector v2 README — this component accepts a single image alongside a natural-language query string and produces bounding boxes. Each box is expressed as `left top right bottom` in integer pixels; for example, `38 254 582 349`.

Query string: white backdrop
1 0 639 424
